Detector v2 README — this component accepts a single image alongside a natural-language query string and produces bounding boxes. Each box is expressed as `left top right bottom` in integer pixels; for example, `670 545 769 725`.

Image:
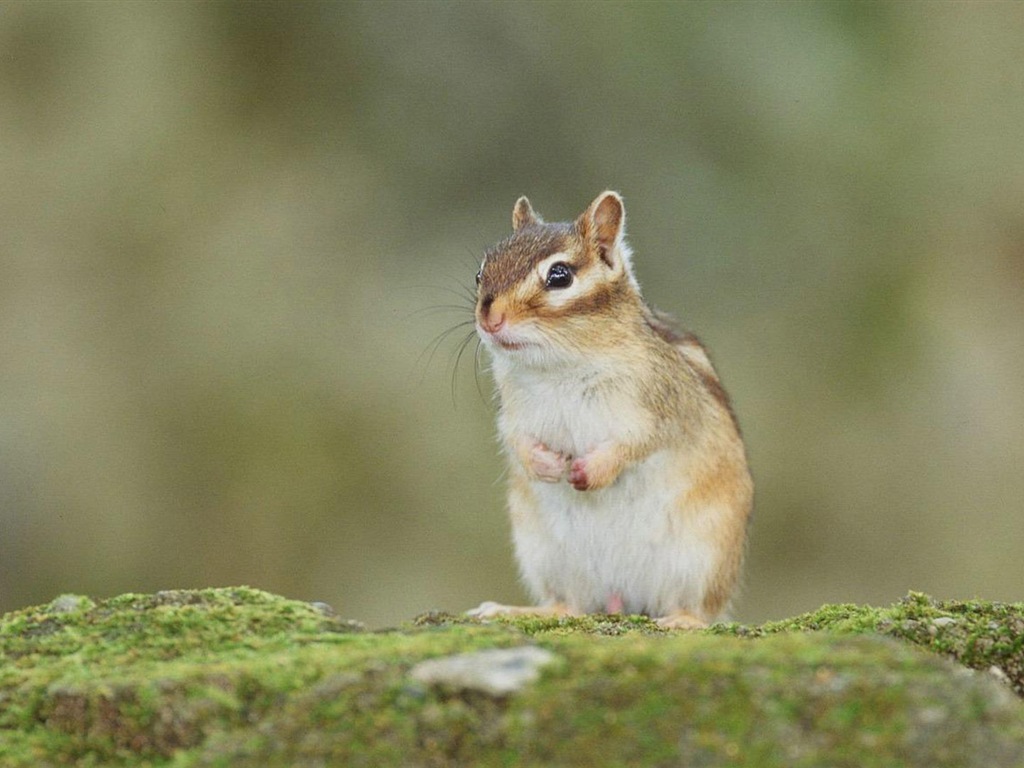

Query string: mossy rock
0 588 1021 766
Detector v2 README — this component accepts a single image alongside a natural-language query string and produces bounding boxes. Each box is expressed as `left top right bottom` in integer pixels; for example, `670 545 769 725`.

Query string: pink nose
480 312 506 334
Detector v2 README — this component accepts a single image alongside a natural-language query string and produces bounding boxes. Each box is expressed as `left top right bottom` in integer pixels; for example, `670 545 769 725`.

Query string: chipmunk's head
475 191 643 366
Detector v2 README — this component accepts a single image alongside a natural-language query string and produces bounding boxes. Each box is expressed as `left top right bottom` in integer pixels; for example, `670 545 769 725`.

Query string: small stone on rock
409 646 558 696
48 595 93 614
988 665 1011 686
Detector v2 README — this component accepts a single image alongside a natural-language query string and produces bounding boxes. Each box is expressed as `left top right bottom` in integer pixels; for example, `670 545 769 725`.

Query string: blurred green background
1 1 1022 626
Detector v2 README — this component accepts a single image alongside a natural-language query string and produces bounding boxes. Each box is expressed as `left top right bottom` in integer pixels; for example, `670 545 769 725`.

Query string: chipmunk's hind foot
466 601 571 620
655 610 708 630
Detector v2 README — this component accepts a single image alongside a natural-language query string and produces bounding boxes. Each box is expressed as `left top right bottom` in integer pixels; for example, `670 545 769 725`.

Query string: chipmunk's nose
478 294 506 334
480 311 506 335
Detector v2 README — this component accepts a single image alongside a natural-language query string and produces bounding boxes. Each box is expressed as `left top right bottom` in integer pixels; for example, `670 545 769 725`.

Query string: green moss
414 610 666 637
1 588 1022 767
706 591 1024 697
461 592 1024 697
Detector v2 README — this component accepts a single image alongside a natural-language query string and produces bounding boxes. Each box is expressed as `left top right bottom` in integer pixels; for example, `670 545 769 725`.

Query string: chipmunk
466 191 753 629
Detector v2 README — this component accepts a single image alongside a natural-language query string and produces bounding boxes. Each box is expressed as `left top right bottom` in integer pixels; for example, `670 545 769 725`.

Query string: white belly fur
511 449 714 617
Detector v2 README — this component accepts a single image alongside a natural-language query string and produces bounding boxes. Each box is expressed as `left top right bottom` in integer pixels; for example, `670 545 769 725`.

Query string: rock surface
0 588 1021 766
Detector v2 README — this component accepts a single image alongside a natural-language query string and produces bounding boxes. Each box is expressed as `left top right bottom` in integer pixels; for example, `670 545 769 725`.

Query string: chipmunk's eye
475 268 482 286
545 262 573 289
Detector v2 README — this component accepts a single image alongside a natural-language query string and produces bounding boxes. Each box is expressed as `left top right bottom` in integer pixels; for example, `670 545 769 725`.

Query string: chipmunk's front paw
569 445 623 491
526 442 568 482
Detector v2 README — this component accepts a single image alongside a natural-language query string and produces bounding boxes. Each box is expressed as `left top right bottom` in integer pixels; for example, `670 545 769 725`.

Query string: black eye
545 262 573 289
475 267 483 286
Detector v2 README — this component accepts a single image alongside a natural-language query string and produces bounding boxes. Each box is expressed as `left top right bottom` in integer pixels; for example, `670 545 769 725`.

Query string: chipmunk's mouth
495 337 530 351
477 322 533 352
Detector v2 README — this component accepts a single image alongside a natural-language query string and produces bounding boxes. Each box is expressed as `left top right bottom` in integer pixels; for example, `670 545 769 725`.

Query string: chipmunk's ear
512 196 541 231
579 191 627 273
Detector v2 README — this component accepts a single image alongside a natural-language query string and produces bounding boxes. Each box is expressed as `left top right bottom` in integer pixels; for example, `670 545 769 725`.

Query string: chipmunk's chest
516 448 704 617
497 367 648 457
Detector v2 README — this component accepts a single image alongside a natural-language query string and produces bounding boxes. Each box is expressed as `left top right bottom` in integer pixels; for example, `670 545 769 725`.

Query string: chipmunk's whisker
416 320 476 384
448 329 479 407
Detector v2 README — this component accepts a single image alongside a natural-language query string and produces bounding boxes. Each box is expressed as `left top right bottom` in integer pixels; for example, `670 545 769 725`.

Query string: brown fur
683 449 753 618
479 223 575 300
